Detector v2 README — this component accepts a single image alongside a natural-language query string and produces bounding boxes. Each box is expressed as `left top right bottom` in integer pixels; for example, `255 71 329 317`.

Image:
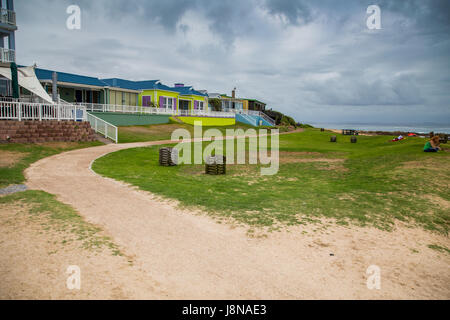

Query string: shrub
208 98 222 111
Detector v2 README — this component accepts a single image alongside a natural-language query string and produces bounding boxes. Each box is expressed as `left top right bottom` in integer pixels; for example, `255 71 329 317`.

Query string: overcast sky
15 0 450 124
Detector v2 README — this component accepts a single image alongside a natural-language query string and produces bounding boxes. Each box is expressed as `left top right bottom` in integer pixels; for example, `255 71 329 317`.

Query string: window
110 90 116 104
115 91 121 105
130 93 137 106
162 97 174 109
122 92 129 105
197 101 204 110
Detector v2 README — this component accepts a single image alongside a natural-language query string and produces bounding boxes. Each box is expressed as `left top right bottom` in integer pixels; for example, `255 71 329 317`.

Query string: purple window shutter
174 98 177 110
194 101 198 110
142 96 151 106
159 96 164 108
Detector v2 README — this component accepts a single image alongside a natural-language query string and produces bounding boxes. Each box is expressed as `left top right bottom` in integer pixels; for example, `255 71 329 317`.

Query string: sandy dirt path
24 136 450 299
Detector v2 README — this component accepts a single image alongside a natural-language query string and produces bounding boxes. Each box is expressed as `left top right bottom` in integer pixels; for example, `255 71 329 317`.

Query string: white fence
259 112 276 126
0 101 118 143
78 102 236 118
86 113 118 143
223 108 276 126
0 101 86 121
77 102 272 120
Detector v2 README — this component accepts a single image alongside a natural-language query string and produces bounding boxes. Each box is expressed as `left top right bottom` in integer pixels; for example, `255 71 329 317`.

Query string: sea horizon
307 122 450 134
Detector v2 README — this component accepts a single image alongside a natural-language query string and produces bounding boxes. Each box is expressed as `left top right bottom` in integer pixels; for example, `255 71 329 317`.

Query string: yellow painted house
168 83 208 111
101 79 208 111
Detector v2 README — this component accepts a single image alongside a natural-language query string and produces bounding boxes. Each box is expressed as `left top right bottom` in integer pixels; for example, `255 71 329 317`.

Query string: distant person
423 136 441 152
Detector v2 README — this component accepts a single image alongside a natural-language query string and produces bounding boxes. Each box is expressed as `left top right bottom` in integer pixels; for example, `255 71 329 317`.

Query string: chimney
232 87 236 98
175 83 184 87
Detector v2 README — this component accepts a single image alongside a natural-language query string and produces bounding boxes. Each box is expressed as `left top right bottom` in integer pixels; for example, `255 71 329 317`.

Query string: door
179 100 189 110
75 90 82 103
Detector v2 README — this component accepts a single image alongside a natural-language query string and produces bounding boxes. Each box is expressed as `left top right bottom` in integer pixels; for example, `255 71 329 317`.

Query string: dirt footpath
11 137 450 299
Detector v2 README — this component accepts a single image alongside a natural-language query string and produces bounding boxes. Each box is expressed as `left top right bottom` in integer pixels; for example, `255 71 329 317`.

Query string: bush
263 110 297 127
297 123 314 129
209 98 222 111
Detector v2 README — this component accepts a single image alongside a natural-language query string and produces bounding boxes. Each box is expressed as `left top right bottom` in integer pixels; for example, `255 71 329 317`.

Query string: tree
208 98 222 111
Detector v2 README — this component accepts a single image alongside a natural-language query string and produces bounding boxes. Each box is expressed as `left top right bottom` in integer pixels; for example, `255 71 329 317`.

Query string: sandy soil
0 202 167 299
0 150 27 167
4 135 447 299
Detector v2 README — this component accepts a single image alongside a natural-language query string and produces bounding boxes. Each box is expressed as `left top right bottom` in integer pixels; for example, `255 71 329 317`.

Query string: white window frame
162 97 175 110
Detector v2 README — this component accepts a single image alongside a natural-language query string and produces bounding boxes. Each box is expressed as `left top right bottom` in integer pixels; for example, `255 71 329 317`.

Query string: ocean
307 122 450 134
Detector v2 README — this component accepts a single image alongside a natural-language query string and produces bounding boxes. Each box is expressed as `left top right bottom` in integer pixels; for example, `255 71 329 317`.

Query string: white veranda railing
86 113 118 143
77 102 274 122
78 102 236 118
0 101 118 143
0 101 86 121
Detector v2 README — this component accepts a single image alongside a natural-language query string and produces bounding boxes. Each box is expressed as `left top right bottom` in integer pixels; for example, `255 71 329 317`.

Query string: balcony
0 47 15 63
0 8 16 27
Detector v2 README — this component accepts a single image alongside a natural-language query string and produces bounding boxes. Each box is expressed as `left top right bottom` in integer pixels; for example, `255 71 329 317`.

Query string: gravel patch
0 184 28 195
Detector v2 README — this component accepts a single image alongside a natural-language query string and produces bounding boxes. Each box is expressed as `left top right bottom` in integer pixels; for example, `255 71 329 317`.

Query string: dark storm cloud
14 0 450 123
263 0 313 25
378 0 450 32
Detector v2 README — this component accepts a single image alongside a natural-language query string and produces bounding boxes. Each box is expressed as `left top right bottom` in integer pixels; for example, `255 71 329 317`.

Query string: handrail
259 111 276 126
86 113 118 143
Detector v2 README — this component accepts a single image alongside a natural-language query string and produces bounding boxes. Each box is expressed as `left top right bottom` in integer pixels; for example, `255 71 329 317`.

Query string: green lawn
0 141 103 188
118 122 271 143
92 129 450 234
89 112 171 126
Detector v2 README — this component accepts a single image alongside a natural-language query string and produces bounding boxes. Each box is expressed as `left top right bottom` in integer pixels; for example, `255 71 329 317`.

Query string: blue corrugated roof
170 86 208 97
34 68 106 87
33 67 206 96
101 78 179 92
101 78 156 90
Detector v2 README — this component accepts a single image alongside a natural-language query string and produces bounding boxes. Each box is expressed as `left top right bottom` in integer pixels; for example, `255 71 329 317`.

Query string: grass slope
89 112 171 126
92 129 450 233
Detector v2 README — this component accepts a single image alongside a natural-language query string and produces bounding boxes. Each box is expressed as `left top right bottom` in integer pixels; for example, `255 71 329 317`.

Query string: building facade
208 90 246 112
0 0 16 64
34 69 141 105
0 0 16 96
244 99 266 111
170 84 208 111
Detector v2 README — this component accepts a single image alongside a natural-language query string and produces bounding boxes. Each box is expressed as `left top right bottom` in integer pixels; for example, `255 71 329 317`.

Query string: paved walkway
24 136 450 299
